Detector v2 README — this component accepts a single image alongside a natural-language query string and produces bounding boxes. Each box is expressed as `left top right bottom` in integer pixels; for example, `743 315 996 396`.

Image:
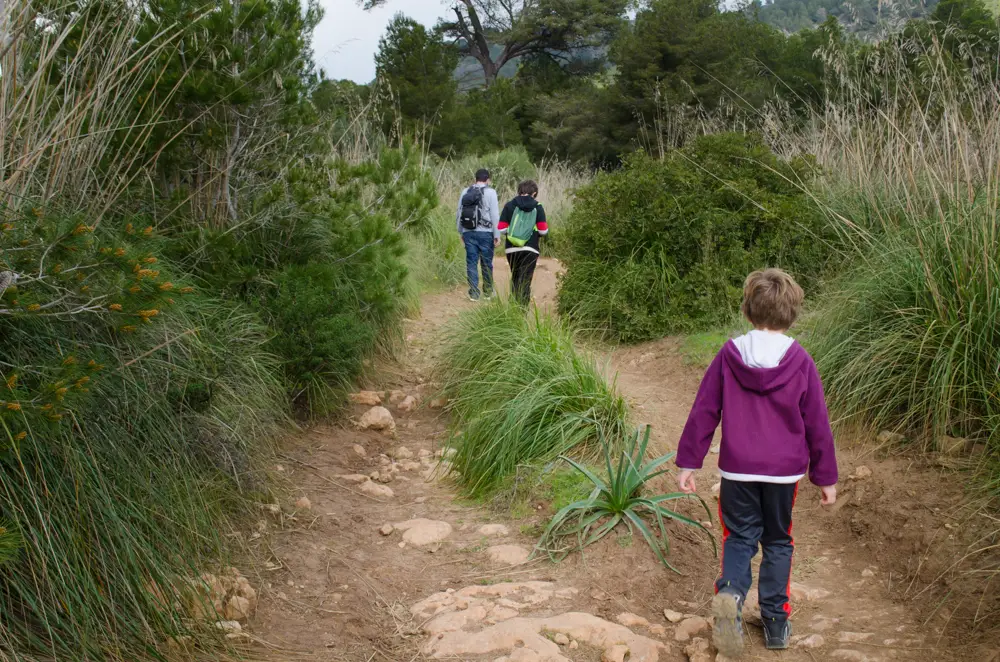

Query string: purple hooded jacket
676 340 838 486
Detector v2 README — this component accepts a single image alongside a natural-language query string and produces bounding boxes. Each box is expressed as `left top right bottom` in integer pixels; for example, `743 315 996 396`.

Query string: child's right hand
820 484 837 506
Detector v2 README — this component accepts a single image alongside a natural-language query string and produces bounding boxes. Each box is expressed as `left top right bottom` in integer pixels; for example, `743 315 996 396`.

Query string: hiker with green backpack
498 180 548 306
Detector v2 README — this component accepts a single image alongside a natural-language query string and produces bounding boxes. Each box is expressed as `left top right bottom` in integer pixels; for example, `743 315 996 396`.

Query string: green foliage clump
534 426 714 570
437 300 630 498
558 133 831 341
810 199 1000 448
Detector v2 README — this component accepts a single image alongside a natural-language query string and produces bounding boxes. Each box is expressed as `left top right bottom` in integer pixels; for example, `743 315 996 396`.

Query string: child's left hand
678 469 697 493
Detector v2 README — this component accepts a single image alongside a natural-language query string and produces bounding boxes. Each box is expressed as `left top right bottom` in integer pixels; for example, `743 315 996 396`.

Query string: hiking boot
711 591 744 658
763 618 791 650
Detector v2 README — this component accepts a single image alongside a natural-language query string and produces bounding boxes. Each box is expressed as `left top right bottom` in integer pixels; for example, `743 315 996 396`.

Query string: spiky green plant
534 425 716 572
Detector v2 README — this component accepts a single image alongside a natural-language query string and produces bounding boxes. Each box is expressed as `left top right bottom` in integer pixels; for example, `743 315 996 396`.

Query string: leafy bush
558 134 832 341
534 426 715 570
437 300 630 497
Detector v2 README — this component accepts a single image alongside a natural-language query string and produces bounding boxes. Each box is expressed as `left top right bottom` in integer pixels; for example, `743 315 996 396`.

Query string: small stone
418 449 432 458
478 524 510 537
393 446 414 460
877 430 906 444
862 568 875 578
839 632 874 643
376 471 393 484
796 634 826 649
223 595 252 621
388 390 407 405
261 503 280 515
790 582 831 602
664 608 684 623
338 473 370 484
569 640 579 650
398 541 406 548
850 465 873 480
359 481 394 498
352 444 367 457
487 545 531 566
710 482 721 496
602 644 630 662
398 396 418 413
675 616 710 641
709 444 721 454
414 496 428 504
553 632 570 645
937 435 968 455
379 523 394 536
295 497 312 510
683 637 713 662
349 391 382 406
831 651 871 662
215 620 242 633
356 406 395 433
429 397 448 409
392 519 453 546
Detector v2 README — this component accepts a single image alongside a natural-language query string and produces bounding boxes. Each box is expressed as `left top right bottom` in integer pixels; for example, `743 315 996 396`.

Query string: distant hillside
454 44 605 90
756 0 938 35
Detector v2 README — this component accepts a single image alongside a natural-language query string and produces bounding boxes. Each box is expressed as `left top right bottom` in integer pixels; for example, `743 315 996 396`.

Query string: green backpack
507 207 538 247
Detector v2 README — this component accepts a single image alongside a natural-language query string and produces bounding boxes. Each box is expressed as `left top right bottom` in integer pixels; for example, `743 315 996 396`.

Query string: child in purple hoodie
676 269 839 657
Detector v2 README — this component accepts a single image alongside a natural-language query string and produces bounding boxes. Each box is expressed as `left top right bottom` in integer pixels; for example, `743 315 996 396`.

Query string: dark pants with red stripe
717 479 798 621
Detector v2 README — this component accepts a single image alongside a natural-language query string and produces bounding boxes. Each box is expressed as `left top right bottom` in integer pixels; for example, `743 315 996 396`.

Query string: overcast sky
315 0 449 83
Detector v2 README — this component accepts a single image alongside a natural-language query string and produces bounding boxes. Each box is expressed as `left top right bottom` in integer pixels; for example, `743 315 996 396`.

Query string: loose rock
849 465 873 480
602 645 630 662
398 395 418 413
429 397 449 409
359 481 394 498
349 391 382 406
393 446 414 459
487 545 531 566
937 435 968 455
215 620 242 634
223 595 252 621
876 430 906 445
392 519 453 547
352 444 367 457
796 634 826 649
664 609 684 623
337 473 370 484
861 568 875 578
831 651 872 662
479 524 510 537
295 497 312 510
684 637 712 662
675 616 710 642
388 390 407 405
553 633 570 646
790 582 831 602
357 406 396 433
379 523 394 536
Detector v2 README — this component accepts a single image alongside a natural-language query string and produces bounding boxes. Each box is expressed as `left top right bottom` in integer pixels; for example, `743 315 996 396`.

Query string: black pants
506 250 538 306
716 479 798 621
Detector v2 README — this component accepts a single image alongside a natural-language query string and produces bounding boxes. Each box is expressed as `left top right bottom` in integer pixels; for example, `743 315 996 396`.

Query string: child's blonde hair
741 268 804 330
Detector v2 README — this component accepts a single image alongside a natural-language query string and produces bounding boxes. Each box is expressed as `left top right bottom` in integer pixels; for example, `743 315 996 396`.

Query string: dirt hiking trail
246 259 997 662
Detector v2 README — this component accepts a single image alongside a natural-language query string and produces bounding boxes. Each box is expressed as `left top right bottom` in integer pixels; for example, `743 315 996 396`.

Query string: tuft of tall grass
799 22 1000 452
436 300 630 498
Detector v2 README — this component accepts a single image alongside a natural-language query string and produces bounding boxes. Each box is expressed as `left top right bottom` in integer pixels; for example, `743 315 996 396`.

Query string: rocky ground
220 259 1000 662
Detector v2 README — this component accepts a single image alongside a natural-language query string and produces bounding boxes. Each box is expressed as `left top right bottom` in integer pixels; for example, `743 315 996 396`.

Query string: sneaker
763 618 791 650
468 294 480 302
711 591 744 658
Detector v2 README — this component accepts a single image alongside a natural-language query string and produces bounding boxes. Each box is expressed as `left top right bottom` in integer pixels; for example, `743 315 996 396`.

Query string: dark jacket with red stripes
498 196 548 254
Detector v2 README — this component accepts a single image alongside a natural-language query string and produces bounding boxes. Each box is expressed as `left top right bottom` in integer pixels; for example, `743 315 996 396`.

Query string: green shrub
810 199 1000 448
437 300 630 497
534 426 715 571
558 134 832 341
437 146 538 201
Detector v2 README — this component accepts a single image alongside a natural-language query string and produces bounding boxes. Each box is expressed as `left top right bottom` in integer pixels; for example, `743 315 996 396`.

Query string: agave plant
534 425 716 572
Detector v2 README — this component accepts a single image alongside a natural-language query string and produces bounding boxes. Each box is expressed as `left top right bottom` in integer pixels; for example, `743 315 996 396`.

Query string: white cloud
314 0 450 83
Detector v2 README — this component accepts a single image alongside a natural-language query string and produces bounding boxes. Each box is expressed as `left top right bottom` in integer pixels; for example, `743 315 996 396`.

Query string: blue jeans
463 232 495 299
